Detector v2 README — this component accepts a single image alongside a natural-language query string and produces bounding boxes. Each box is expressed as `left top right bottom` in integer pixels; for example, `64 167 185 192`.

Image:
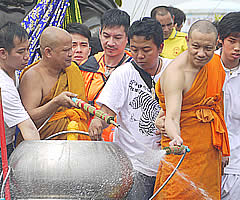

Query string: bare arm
155 108 166 134
19 70 77 125
17 118 40 140
88 104 116 141
161 67 184 146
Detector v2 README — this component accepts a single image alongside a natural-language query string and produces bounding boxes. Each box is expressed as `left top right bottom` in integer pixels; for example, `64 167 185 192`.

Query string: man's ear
0 48 8 60
99 27 102 38
172 15 175 24
217 35 223 45
88 47 91 56
158 43 164 54
44 47 52 58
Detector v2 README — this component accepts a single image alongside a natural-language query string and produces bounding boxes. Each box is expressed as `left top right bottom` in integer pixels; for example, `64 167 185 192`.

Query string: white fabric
221 174 240 200
97 58 172 176
216 49 240 175
0 69 29 145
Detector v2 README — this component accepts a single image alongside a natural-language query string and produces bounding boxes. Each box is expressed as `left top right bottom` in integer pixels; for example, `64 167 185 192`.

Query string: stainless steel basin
9 140 133 199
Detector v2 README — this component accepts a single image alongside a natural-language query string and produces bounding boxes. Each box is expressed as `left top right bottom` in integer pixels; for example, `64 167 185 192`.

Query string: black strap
131 60 159 102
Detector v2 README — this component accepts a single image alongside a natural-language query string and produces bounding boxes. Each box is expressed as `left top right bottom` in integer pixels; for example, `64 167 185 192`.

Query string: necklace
220 49 240 75
221 57 240 75
229 65 240 75
104 53 126 78
151 58 161 100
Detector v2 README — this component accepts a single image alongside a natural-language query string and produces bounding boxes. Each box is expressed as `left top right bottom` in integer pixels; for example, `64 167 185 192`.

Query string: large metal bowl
9 140 133 199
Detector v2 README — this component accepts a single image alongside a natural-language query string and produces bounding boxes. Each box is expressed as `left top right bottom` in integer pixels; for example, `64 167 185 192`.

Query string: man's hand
88 118 104 141
54 91 77 108
169 135 183 146
155 109 166 134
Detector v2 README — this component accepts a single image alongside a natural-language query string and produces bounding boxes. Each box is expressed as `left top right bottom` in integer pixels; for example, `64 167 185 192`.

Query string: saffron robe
20 62 90 140
153 55 230 200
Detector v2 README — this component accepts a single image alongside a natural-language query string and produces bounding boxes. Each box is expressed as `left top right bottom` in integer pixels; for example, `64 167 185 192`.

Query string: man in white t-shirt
89 18 172 200
217 12 240 200
0 22 40 169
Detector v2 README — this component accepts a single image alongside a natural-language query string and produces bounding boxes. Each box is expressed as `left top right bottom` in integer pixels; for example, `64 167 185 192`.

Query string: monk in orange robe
18 26 90 141
153 20 230 200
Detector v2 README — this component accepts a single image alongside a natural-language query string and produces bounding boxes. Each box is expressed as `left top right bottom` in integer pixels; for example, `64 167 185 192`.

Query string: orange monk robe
79 50 132 142
153 54 230 200
20 61 90 140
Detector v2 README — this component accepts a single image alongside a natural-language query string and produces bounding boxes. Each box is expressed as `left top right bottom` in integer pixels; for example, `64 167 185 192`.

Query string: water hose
72 97 119 127
45 130 89 140
0 90 11 200
149 145 190 200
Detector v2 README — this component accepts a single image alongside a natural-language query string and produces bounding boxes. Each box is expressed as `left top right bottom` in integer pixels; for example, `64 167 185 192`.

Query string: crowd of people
0 3 240 200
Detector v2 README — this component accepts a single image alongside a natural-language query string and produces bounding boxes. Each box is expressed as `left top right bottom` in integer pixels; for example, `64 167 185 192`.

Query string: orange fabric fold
154 58 229 199
49 107 89 140
206 54 229 156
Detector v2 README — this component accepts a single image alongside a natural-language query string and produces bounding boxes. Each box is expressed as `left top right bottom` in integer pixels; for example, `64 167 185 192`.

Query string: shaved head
188 20 218 41
40 26 72 50
39 26 73 68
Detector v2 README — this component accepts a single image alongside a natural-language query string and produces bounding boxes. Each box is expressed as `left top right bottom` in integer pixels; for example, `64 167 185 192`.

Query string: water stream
117 126 212 200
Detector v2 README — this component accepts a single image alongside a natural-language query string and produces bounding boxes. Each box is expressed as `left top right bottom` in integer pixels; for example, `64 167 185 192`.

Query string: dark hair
89 36 103 56
100 8 130 34
128 17 163 48
168 6 186 28
66 23 91 41
150 6 173 19
218 12 240 42
0 21 28 52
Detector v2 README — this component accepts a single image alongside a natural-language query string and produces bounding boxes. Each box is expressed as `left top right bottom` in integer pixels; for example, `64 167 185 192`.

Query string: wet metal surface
9 140 133 199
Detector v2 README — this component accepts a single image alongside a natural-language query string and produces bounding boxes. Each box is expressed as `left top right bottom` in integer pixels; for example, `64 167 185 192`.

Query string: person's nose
75 44 82 52
23 50 29 61
68 49 73 57
137 50 144 59
162 26 169 32
197 48 205 57
234 42 240 52
107 37 115 46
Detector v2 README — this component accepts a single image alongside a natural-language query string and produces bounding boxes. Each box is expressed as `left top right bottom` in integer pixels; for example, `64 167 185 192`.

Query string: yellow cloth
153 60 229 199
21 62 90 140
160 28 188 59
67 121 81 140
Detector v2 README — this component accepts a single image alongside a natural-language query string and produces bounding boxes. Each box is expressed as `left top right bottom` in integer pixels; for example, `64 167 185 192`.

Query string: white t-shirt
215 49 240 175
0 69 29 145
97 58 172 176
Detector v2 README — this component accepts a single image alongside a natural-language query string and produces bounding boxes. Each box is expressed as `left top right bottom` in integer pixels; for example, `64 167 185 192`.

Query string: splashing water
117 126 213 200
161 159 212 200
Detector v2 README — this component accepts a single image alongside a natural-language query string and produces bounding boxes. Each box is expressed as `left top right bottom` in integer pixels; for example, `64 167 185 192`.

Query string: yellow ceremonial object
67 121 79 140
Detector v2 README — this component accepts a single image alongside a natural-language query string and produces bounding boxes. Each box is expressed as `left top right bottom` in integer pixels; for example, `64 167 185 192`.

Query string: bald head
40 26 72 50
39 26 73 68
188 20 218 41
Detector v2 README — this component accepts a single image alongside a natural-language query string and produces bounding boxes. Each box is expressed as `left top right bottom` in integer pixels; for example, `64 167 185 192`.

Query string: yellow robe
154 56 230 200
20 62 90 140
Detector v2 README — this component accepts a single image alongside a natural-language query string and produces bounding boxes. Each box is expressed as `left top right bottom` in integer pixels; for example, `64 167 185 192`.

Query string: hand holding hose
164 145 190 155
88 118 104 141
169 135 183 147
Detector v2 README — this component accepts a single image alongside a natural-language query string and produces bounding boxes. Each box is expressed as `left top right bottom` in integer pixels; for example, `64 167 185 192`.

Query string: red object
0 90 11 199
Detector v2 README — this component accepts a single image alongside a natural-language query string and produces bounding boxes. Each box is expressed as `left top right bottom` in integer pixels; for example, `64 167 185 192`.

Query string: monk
153 20 230 199
18 26 90 140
